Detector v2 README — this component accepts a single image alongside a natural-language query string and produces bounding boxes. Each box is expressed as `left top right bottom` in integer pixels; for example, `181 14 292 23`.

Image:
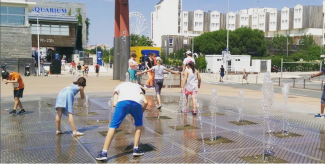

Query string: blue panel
97 51 102 65
141 50 160 57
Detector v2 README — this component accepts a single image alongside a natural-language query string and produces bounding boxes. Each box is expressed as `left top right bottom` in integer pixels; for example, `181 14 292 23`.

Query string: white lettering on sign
40 39 54 43
31 7 67 16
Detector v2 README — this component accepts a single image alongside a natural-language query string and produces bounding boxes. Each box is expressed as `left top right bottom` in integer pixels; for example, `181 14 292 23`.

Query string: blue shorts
109 100 143 128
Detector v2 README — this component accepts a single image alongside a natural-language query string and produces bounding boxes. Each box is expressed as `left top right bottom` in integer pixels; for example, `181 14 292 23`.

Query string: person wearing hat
182 50 196 77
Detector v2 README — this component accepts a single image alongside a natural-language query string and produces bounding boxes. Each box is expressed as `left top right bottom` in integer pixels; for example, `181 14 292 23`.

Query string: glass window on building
1 6 25 26
31 24 70 36
169 38 173 47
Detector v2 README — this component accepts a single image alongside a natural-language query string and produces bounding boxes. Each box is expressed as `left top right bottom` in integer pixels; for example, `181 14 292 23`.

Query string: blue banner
55 53 59 60
97 51 103 65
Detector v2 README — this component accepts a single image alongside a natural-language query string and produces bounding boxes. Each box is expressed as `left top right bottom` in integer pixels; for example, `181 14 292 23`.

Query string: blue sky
41 0 322 47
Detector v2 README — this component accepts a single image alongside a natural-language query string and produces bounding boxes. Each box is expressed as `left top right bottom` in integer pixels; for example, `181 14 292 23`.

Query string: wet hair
131 53 137 58
149 53 153 56
1 71 9 79
73 77 87 87
140 88 146 95
187 53 193 57
221 65 223 68
188 61 196 73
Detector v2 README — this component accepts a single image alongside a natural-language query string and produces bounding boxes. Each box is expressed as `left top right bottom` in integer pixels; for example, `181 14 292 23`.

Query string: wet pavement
1 94 325 163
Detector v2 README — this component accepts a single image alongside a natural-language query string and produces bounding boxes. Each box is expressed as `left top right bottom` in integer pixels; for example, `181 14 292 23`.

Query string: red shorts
184 89 197 95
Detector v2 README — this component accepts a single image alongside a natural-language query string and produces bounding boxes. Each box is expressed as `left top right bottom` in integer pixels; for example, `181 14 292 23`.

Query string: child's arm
311 71 324 78
79 87 85 99
197 70 201 88
181 71 189 90
141 94 148 112
3 78 18 84
136 68 153 75
165 68 179 75
113 92 119 107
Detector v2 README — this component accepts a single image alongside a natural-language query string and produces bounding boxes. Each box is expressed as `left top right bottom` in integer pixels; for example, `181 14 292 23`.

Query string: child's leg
192 94 197 111
68 112 77 133
102 128 116 150
56 108 63 132
134 126 142 148
103 101 129 150
129 102 144 148
17 98 24 110
156 94 161 106
321 103 325 114
185 94 189 107
13 97 20 110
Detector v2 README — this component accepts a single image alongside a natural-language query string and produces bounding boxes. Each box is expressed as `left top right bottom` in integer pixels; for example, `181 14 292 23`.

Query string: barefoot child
2 71 26 115
182 61 201 115
55 77 86 136
96 82 148 161
137 58 179 109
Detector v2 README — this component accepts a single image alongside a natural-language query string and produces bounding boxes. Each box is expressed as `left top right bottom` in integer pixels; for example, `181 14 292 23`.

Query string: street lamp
226 0 230 80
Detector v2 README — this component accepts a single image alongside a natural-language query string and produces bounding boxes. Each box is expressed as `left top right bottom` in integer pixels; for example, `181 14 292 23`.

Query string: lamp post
226 0 230 80
37 17 40 76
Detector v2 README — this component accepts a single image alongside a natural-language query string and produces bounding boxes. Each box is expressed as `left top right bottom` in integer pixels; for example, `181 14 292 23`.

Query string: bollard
293 78 295 88
279 77 280 86
304 79 305 89
256 75 258 84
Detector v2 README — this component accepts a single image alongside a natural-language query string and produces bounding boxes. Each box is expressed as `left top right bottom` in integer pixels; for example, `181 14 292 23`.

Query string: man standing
96 82 148 161
77 63 81 76
310 70 325 118
182 51 195 77
2 71 26 115
94 63 100 77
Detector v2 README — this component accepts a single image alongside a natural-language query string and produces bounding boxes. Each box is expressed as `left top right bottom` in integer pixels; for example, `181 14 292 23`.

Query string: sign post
97 51 103 66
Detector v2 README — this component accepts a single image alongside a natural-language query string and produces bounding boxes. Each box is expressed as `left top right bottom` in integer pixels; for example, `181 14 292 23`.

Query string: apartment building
153 0 325 51
151 0 181 47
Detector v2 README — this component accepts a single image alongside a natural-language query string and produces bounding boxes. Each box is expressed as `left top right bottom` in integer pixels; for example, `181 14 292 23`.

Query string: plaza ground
1 69 324 163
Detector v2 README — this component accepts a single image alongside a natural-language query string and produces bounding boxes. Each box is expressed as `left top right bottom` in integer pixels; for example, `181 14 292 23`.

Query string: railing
276 77 324 90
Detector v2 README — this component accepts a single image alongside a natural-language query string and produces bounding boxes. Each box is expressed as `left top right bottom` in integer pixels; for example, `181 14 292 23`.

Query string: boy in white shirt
182 51 195 76
96 82 148 161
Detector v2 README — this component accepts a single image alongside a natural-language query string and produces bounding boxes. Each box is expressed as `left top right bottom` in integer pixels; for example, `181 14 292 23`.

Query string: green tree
195 55 207 70
130 34 153 46
85 18 90 44
270 34 293 55
193 27 267 56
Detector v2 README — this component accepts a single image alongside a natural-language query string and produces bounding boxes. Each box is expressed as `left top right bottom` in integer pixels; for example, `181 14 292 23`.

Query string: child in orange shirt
2 71 26 115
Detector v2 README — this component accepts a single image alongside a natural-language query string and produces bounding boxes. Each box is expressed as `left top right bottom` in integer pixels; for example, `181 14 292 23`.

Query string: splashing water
282 83 290 135
261 72 276 160
125 72 130 82
209 89 218 141
238 90 244 122
83 95 89 115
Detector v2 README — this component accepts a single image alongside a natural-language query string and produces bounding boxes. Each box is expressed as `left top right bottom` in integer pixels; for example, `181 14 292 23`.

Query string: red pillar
119 0 129 37
113 0 130 81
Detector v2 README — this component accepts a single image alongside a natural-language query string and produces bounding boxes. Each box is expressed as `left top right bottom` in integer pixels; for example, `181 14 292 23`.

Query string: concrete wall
0 58 35 75
0 26 32 58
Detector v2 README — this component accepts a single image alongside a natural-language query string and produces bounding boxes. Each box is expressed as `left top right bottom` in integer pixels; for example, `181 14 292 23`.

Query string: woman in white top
128 53 139 83
181 61 201 115
137 58 179 109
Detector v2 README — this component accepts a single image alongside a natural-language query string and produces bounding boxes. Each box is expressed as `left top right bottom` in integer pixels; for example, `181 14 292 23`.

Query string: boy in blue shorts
310 69 325 118
96 82 148 161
